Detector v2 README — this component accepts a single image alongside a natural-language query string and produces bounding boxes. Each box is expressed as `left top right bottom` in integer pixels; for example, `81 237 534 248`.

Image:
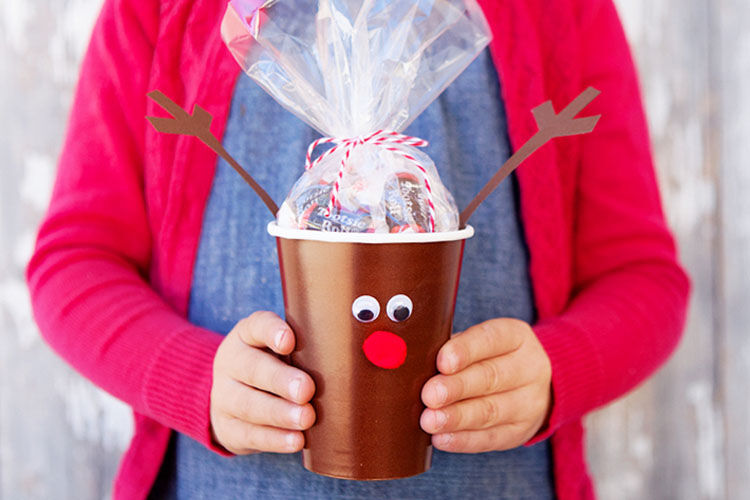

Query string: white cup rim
267 222 474 244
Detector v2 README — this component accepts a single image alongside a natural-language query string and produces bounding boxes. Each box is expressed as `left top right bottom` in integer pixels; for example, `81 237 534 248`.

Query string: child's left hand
420 318 552 452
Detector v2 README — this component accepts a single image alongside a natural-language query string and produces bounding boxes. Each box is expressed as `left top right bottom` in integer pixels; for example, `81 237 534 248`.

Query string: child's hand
210 311 316 454
419 318 552 452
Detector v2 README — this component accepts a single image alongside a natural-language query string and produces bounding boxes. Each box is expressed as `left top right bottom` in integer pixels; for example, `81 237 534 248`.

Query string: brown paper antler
146 90 279 216
459 87 601 227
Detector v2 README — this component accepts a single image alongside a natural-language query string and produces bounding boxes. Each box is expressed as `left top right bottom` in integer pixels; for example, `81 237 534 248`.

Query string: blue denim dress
150 49 555 499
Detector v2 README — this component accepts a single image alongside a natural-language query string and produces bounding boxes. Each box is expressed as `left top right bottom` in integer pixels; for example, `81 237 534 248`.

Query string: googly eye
352 295 380 323
386 294 413 322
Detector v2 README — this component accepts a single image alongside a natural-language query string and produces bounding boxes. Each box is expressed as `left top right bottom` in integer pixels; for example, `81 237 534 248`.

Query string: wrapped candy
221 0 492 232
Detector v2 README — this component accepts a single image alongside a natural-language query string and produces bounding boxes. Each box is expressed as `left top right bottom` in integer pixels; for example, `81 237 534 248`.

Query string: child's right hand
210 311 316 455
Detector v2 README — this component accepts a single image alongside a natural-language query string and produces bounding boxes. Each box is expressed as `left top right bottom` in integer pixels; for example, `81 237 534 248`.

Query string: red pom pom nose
362 331 407 369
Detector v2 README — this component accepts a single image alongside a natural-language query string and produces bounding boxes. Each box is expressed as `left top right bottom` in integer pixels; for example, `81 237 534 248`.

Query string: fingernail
434 433 453 446
449 353 459 372
289 377 302 401
274 328 288 350
440 350 458 373
432 410 447 430
286 433 299 450
433 383 448 405
291 406 304 427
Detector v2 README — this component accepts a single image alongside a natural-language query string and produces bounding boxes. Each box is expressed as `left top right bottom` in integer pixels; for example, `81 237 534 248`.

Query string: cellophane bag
221 0 491 232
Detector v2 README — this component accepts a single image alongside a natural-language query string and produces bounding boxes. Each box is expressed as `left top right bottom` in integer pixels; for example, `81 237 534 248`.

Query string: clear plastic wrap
222 0 491 232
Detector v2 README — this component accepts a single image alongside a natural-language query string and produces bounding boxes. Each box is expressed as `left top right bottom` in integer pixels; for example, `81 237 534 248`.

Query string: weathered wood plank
716 1 750 497
0 1 130 499
587 1 722 499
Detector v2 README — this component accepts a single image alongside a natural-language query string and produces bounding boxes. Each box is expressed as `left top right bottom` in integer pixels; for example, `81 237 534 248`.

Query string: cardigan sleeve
529 0 690 442
26 0 227 455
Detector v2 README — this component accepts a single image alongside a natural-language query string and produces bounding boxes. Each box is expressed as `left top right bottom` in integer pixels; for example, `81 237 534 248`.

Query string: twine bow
305 130 436 231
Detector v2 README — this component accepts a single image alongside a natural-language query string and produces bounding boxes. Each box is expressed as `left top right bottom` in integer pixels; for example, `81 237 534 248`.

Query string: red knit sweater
27 0 689 498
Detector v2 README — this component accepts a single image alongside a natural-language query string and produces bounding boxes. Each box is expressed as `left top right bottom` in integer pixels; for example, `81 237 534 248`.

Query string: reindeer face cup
147 0 600 482
268 225 472 479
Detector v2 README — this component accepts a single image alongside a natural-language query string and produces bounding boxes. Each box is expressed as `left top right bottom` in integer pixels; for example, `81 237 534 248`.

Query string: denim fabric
152 440 554 499
151 48 554 499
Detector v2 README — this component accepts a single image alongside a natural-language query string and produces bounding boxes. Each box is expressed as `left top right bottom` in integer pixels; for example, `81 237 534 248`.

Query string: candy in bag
221 0 492 232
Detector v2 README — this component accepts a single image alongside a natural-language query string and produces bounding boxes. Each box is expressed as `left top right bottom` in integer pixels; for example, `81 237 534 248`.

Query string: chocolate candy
290 182 372 232
286 171 438 233
290 183 332 215
299 202 373 233
384 172 429 233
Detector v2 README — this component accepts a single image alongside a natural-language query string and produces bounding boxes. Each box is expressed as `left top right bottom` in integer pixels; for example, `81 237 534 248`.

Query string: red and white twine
304 130 436 231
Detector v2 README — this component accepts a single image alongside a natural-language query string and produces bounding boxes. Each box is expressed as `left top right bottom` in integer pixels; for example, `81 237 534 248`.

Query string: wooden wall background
0 1 747 498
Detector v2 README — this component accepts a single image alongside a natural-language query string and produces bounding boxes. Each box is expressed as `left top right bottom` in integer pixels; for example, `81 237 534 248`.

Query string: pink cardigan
27 0 690 498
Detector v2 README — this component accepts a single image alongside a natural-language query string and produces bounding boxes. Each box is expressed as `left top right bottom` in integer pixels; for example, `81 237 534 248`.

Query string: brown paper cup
267 222 474 480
